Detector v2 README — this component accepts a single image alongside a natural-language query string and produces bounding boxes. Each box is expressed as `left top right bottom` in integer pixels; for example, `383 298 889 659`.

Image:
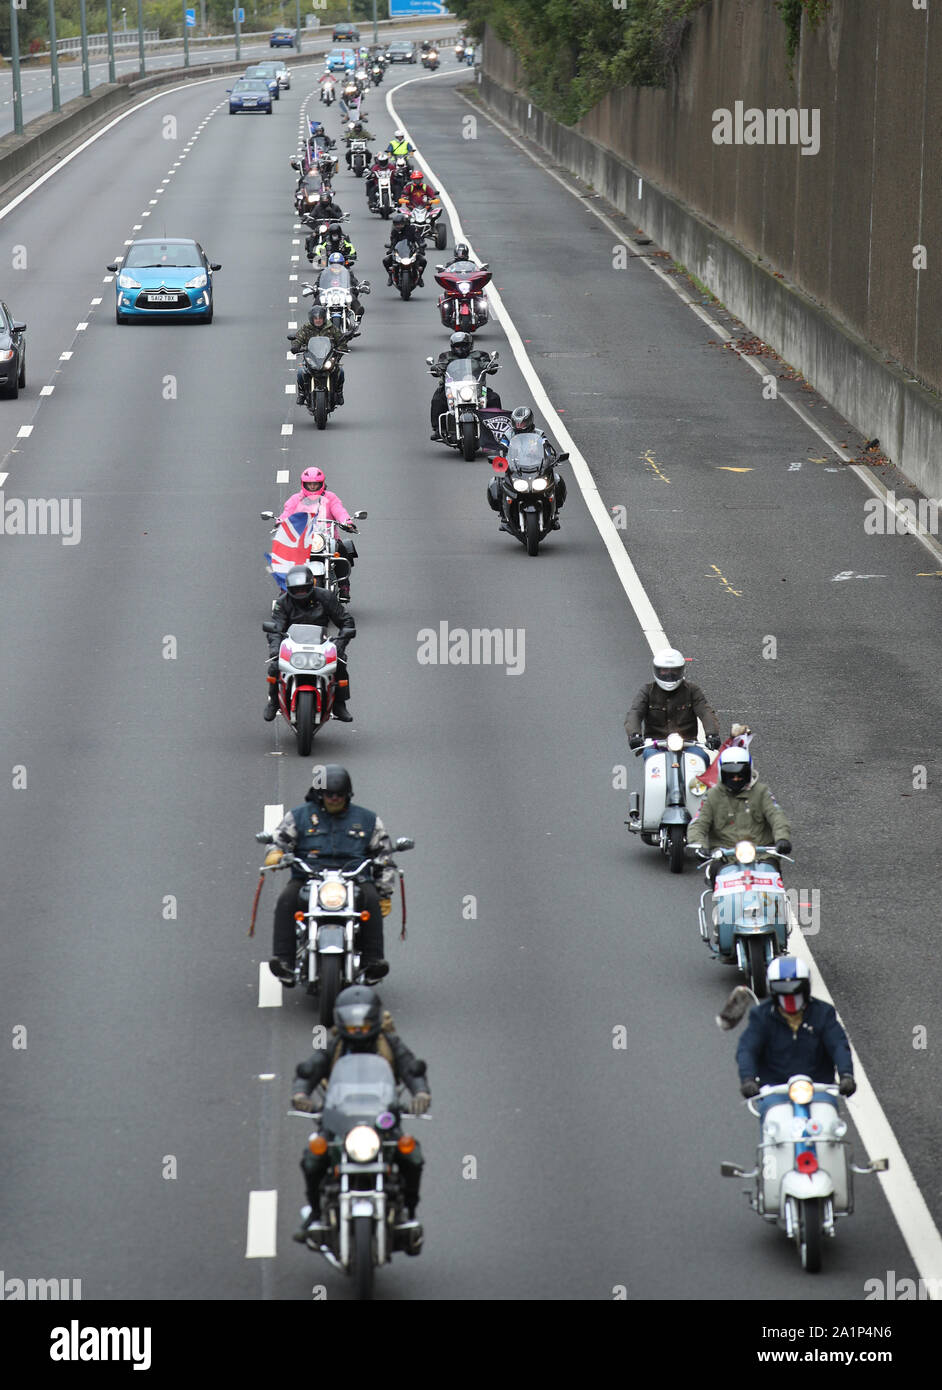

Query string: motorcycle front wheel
296 689 315 756
798 1197 823 1273
745 936 769 998
353 1215 375 1299
667 824 686 874
399 270 412 301
314 388 328 430
318 955 341 1027
524 509 540 555
460 419 477 461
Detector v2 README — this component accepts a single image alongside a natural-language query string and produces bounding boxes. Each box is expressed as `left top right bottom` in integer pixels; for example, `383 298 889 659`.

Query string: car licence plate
148 294 176 303
244 98 257 105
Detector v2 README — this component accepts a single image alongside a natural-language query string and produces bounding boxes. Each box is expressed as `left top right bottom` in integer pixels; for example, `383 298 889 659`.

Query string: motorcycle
428 350 501 461
304 270 370 338
368 168 395 218
721 1075 888 1273
407 202 447 251
262 509 366 602
320 77 336 106
391 156 413 199
348 139 370 177
454 40 465 61
626 735 709 872
370 61 383 85
303 214 351 266
435 261 491 331
465 46 475 66
255 838 412 1020
354 66 370 93
289 1053 429 1297
697 842 793 996
390 236 424 300
287 334 348 430
422 48 439 70
488 433 568 553
260 613 349 755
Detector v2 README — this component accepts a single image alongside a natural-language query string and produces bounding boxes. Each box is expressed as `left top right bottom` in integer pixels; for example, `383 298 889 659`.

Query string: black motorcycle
289 333 349 430
390 236 423 300
488 433 568 555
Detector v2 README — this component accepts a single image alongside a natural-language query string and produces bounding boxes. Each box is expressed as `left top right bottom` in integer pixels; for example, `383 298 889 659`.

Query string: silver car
256 59 290 90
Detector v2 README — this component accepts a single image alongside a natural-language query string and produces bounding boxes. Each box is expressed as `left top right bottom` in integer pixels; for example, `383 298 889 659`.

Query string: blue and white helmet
767 956 811 1015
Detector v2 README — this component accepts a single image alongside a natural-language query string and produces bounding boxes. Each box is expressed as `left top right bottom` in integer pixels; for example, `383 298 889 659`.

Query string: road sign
185 8 195 25
388 0 448 14
232 7 245 21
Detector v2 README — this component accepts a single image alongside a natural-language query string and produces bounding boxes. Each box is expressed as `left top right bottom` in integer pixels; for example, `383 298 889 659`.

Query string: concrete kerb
475 72 942 504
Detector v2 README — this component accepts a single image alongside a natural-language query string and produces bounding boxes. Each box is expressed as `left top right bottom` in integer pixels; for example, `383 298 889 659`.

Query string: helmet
652 646 686 692
511 406 534 434
334 985 382 1046
308 762 353 805
718 746 752 794
449 331 472 358
309 118 323 135
328 251 345 265
318 188 332 203
285 565 316 602
301 467 326 495
352 121 362 133
767 957 811 1015
410 171 423 182
307 303 327 328
454 242 470 261
375 152 389 166
393 129 404 140
327 221 342 240
391 210 406 228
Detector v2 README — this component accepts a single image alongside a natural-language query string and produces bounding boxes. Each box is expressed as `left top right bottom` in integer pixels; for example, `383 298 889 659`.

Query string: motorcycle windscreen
286 622 327 645
394 239 416 259
267 511 320 589
506 434 548 474
305 339 333 368
318 266 352 291
322 1053 398 1138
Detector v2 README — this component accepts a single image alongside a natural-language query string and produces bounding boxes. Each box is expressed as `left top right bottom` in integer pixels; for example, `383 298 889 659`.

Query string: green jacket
344 127 374 143
314 237 356 264
688 776 790 852
290 321 347 353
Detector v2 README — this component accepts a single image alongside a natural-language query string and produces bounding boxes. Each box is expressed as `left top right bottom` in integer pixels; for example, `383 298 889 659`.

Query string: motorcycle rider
288 301 348 408
304 190 344 260
343 119 374 169
687 744 792 881
264 566 355 723
312 221 357 268
365 149 393 207
737 957 856 1116
338 80 363 121
398 169 438 209
264 767 395 983
391 155 412 199
625 648 722 764
429 330 501 439
386 129 416 160
279 466 358 598
290 984 430 1244
487 406 568 515
442 241 478 273
382 208 427 287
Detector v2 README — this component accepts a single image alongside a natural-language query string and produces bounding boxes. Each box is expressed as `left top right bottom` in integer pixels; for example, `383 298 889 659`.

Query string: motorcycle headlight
788 1079 815 1106
291 651 325 670
531 477 548 491
512 478 529 492
118 273 141 289
318 880 347 910
666 732 684 752
457 280 471 295
324 358 334 370
309 533 327 553
345 1125 381 1163
185 272 207 289
458 384 474 402
306 192 318 202
734 840 757 864
399 254 415 265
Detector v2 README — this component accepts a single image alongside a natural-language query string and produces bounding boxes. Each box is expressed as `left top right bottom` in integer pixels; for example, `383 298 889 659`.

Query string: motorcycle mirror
354 509 368 518
260 510 275 519
301 285 314 296
491 456 509 472
364 961 389 981
479 263 489 270
435 264 445 271
425 356 434 365
556 452 570 463
255 831 274 843
720 1162 745 1178
289 157 300 169
262 620 280 633
361 283 371 293
394 837 415 851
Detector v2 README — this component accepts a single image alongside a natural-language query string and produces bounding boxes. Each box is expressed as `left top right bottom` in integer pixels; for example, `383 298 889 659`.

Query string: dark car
0 300 26 397
385 41 417 64
333 23 360 42
228 78 274 115
270 27 295 48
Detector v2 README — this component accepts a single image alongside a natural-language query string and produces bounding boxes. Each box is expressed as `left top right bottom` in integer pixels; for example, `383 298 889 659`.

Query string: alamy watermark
712 102 820 156
0 493 81 545
1 1272 82 1299
417 622 525 676
864 491 940 535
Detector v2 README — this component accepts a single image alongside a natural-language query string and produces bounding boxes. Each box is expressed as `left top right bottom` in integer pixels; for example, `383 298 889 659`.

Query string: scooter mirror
353 509 368 519
479 263 489 270
395 837 415 851
556 452 570 463
720 1162 744 1178
425 356 434 366
289 157 300 169
260 511 275 519
255 831 274 843
262 620 280 634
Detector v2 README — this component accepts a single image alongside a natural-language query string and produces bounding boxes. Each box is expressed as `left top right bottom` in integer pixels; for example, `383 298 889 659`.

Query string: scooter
721 1075 888 1273
626 735 709 872
697 842 793 995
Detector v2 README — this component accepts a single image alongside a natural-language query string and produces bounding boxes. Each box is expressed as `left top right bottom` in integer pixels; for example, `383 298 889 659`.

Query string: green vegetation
451 0 831 124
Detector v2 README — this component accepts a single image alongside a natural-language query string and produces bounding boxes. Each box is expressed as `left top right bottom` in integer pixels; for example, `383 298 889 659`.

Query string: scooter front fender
659 806 690 826
780 1168 835 1206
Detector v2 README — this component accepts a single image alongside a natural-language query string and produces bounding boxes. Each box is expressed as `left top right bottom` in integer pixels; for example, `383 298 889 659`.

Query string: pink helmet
301 467 326 495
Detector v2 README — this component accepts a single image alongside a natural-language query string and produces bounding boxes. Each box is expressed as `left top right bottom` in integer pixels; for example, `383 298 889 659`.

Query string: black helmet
391 210 406 228
334 985 382 1045
511 406 534 434
308 303 328 327
449 331 472 358
719 747 752 795
327 222 342 241
318 189 332 204
305 761 353 806
285 565 316 601
454 242 470 261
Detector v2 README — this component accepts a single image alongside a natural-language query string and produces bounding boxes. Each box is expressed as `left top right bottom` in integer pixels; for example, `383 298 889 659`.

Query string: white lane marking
91 297 102 306
281 424 293 436
16 425 32 437
258 1073 275 1080
0 472 7 485
141 211 151 217
59 351 73 361
132 224 142 230
40 385 54 396
284 384 294 394
389 72 942 1293
289 274 298 281
149 200 158 205
245 1190 277 1258
103 275 113 283
288 321 297 330
76 323 88 331
276 470 290 484
288 296 298 304
258 961 283 1009
291 255 300 262
123 239 133 246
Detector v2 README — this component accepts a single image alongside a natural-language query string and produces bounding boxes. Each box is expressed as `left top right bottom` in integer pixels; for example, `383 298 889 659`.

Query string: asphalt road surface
0 61 934 1304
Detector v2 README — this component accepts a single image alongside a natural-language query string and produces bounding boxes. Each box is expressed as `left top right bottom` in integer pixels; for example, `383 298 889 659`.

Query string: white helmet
718 746 752 793
652 647 686 692
767 956 811 1015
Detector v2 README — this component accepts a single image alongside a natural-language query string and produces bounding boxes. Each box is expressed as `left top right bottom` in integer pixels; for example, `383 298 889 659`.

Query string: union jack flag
266 511 317 591
696 725 753 790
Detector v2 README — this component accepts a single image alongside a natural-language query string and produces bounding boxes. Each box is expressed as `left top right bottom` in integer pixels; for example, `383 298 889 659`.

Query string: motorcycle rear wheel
353 1215 375 1299
296 689 315 756
798 1197 823 1273
667 824 686 873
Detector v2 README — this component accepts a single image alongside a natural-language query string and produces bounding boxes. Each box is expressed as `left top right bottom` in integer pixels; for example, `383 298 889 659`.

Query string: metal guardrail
56 32 159 54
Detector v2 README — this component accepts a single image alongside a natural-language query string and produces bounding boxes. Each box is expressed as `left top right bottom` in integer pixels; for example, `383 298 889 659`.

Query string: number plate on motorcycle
351 1199 375 1217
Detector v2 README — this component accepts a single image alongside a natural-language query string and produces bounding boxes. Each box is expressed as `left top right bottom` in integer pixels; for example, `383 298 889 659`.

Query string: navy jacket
736 998 853 1086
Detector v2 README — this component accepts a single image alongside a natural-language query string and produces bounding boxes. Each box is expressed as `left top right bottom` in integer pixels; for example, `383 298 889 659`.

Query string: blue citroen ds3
107 238 221 324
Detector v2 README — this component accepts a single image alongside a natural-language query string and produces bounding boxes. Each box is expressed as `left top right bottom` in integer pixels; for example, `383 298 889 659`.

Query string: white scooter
721 1075 888 1273
626 734 709 873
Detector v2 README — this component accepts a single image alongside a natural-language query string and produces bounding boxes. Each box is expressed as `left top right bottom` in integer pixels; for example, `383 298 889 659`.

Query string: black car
0 300 26 397
333 23 360 42
385 41 417 64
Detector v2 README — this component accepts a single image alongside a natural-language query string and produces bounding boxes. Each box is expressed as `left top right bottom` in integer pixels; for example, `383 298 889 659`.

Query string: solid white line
258 960 282 1009
388 70 942 1292
276 469 290 484
245 1189 277 1257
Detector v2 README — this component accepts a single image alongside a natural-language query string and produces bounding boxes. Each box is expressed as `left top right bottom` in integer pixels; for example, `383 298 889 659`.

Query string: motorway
0 58 936 1302
0 20 457 136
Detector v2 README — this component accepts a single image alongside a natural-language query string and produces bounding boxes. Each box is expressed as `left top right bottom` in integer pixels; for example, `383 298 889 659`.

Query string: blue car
228 78 274 114
244 65 280 100
325 47 356 72
107 238 220 325
270 27 295 48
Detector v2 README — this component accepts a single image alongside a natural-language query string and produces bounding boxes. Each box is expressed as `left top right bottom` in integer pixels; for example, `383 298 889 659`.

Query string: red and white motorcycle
262 604 348 755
